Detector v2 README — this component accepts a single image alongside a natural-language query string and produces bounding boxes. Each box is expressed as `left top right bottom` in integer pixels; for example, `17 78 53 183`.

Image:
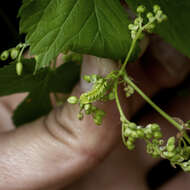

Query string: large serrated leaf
19 0 132 70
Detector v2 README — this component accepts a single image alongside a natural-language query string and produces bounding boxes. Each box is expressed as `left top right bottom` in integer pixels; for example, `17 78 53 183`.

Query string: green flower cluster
121 117 190 171
128 5 167 39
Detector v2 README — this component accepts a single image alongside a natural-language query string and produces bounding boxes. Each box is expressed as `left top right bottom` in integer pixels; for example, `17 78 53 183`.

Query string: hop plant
67 5 190 172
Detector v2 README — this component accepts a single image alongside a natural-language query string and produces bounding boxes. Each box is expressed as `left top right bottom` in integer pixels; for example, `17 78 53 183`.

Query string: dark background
0 1 22 52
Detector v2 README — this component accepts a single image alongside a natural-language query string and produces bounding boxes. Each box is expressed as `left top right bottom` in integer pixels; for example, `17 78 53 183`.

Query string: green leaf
0 59 80 126
126 0 190 58
13 87 52 126
19 0 132 70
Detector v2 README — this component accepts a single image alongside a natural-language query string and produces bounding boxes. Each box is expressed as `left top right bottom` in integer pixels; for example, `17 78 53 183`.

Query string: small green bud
124 128 132 136
137 5 146 13
167 137 175 146
83 75 91 83
1 50 9 61
128 122 137 130
152 151 159 158
134 17 143 25
153 131 163 139
153 5 161 13
147 12 154 19
108 92 115 100
16 62 23 76
93 115 102 125
167 144 175 152
91 105 97 112
137 130 144 138
131 31 136 39
126 140 135 150
128 136 135 143
151 124 160 131
146 23 155 30
131 131 138 139
84 104 91 111
95 109 105 117
10 48 19 59
67 96 78 104
128 24 138 31
77 112 84 120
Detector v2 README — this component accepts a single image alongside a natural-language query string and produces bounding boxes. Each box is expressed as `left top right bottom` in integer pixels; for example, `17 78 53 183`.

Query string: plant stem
114 79 129 122
119 29 142 75
123 73 183 131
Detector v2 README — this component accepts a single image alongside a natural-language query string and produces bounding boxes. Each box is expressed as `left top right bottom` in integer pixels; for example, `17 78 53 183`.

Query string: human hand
0 36 190 190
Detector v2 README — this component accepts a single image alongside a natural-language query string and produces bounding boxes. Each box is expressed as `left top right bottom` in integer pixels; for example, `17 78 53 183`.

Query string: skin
0 36 190 190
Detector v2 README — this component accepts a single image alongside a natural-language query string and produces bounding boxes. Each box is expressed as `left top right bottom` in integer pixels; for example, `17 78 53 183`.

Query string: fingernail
80 55 117 92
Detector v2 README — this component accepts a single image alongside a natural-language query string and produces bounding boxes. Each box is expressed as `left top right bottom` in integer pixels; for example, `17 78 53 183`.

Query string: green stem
18 44 27 62
114 80 129 123
123 73 183 131
119 29 142 75
114 79 129 145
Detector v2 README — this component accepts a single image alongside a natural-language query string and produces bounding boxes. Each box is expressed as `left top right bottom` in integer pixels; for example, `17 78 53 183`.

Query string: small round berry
1 50 9 61
137 5 146 13
83 75 91 83
67 96 78 104
153 5 161 13
153 131 163 139
108 92 115 100
10 48 19 60
77 112 84 120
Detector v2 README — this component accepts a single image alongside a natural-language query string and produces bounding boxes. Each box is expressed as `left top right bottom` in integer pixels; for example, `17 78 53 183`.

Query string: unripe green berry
153 131 163 139
124 128 132 136
167 144 175 152
128 122 137 130
153 5 161 13
128 24 138 31
167 136 175 146
16 62 23 76
131 131 138 139
93 115 102 125
147 12 154 19
10 48 19 59
137 5 146 13
84 104 91 111
83 75 91 83
151 124 160 131
126 140 135 150
108 92 115 100
67 96 78 104
1 50 9 61
95 109 105 117
137 130 144 138
134 17 143 25
77 112 84 120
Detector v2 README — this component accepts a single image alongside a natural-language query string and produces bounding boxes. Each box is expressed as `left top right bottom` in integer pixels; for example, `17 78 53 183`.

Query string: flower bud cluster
128 5 167 39
124 85 134 97
122 121 162 150
67 96 105 125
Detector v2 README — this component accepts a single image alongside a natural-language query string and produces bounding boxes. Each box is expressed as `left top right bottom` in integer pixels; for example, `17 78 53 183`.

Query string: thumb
0 55 121 190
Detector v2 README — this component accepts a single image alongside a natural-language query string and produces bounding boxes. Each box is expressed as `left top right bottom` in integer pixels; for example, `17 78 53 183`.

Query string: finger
0 55 123 190
0 93 27 132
